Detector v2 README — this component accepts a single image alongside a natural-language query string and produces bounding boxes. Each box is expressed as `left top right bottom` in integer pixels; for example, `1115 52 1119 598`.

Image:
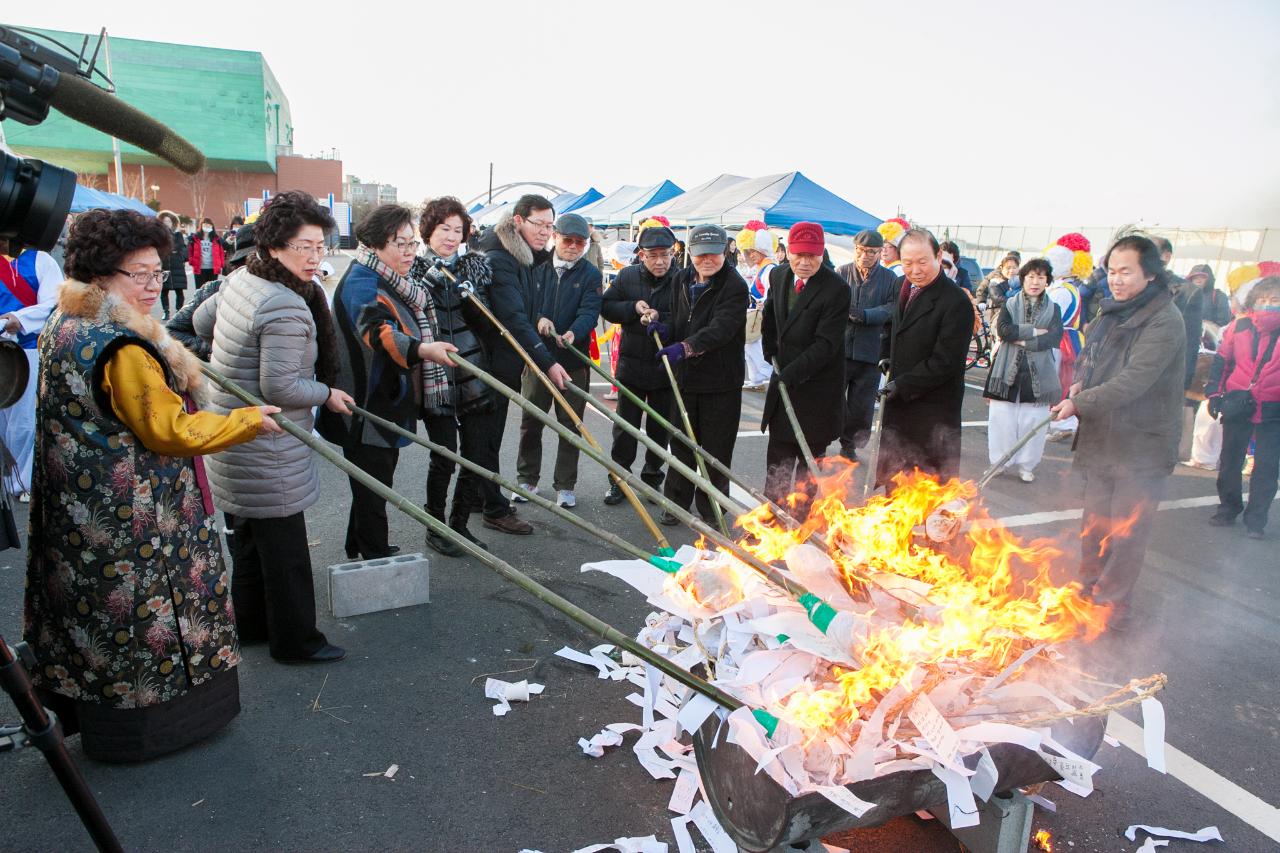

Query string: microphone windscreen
48 73 206 174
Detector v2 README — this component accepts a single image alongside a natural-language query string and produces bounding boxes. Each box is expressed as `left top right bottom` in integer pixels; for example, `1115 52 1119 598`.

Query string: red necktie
794 278 806 294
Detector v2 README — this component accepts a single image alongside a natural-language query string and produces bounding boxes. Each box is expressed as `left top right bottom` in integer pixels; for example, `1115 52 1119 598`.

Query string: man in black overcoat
760 221 848 504
877 229 974 485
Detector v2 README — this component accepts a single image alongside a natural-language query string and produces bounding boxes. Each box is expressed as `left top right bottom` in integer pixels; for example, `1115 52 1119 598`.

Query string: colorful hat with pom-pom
735 220 776 255
1053 233 1093 279
1045 245 1075 280
1226 263 1261 294
877 217 911 247
638 216 670 232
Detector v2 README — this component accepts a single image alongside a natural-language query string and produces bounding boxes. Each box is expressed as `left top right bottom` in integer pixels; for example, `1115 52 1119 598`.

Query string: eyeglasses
391 239 422 254
286 242 328 259
557 235 587 246
524 218 555 232
116 269 170 284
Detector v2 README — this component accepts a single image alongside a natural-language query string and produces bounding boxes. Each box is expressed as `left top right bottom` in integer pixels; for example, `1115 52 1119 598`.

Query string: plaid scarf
355 245 449 410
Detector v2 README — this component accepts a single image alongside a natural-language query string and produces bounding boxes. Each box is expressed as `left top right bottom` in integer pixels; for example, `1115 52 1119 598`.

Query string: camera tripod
1 633 122 852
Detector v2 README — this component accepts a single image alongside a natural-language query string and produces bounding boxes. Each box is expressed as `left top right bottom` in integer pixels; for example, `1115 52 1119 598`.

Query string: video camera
1 24 205 252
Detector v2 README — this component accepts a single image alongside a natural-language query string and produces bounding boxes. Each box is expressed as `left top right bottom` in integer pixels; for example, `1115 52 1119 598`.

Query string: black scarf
247 254 339 386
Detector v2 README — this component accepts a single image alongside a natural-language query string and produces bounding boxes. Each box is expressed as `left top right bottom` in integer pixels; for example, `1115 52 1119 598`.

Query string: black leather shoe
451 523 489 552
426 529 465 557
658 511 681 527
603 481 626 505
1207 512 1236 527
347 545 402 560
277 643 346 664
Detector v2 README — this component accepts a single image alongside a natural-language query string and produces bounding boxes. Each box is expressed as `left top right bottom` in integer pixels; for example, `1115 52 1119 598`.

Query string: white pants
0 348 38 494
1189 400 1223 467
988 400 1050 473
745 339 772 386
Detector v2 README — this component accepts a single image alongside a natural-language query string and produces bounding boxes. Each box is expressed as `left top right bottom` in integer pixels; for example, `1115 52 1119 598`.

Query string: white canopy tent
631 174 748 228
573 180 684 228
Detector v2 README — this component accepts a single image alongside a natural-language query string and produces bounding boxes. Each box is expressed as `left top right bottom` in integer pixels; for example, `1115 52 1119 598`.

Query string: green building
5 27 292 175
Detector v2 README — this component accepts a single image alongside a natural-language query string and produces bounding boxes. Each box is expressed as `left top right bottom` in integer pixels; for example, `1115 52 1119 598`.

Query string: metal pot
0 340 30 409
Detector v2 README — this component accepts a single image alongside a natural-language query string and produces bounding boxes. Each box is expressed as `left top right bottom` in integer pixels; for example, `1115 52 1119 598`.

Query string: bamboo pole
560 382 748 518
564 343 800 528
434 262 669 552
770 358 819 480
653 332 729 536
448 354 819 601
197 364 751 719
350 404 676 571
976 413 1054 491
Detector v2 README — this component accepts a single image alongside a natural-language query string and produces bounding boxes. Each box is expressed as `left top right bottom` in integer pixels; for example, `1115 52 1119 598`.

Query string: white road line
966 382 986 392
1106 712 1280 843
733 420 990 438
985 495 1226 530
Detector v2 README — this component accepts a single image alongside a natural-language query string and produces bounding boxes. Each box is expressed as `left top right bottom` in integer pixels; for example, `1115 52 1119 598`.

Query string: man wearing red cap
877 229 974 485
760 222 849 504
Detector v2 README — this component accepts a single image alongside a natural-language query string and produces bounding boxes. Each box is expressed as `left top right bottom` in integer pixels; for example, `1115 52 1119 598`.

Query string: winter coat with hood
668 261 749 394
537 255 602 371
1189 264 1233 330
600 260 678 391
1206 308 1280 424
1071 283 1186 476
194 266 330 517
1171 272 1204 389
188 234 225 275
472 211 557 382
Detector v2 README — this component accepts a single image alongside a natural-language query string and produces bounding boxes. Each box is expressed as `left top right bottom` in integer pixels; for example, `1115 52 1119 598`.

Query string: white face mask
202 225 213 234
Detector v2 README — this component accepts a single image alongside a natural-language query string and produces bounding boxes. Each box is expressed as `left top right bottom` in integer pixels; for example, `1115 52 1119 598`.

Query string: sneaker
1207 511 1236 527
18 491 30 504
511 484 537 503
1046 430 1075 443
1180 458 1217 470
603 481 626 505
482 512 534 535
1018 469 1035 483
604 389 619 400
658 511 681 527
556 490 576 508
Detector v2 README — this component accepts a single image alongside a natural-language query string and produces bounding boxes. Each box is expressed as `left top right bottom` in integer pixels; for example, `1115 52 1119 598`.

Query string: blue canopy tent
468 202 485 214
69 185 156 216
548 191 580 212
573 180 684 227
648 172 880 236
559 187 604 213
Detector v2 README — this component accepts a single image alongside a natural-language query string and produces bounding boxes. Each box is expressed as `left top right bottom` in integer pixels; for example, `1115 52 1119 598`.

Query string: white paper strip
931 764 979 828
814 784 876 818
676 692 717 736
688 801 738 853
907 694 961 769
1141 697 1167 773
667 769 699 815
1124 824 1223 843
970 747 999 802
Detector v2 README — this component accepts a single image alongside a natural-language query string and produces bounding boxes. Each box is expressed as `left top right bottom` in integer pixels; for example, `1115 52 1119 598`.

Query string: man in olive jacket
761 222 848 504
599 225 679 504
656 224 749 525
836 228 899 459
1052 235 1186 624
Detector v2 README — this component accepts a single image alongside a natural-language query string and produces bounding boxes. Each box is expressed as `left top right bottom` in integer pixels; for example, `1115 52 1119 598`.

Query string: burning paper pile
563 471 1166 833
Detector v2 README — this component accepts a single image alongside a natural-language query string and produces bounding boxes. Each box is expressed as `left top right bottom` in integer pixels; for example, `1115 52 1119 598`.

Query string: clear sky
6 0 1279 227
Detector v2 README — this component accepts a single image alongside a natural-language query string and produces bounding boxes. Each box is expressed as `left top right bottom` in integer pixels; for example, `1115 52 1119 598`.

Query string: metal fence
920 224 1278 281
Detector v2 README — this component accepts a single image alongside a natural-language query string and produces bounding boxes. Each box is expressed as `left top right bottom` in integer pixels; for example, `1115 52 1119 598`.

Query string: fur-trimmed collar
494 211 536 268
58 279 206 400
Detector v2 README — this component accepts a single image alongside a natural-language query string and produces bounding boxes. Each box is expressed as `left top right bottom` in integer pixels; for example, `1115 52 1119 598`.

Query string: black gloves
849 307 866 324
877 380 899 402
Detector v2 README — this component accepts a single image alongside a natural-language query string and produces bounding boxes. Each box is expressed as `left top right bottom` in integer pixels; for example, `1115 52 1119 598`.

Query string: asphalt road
2 341 1278 851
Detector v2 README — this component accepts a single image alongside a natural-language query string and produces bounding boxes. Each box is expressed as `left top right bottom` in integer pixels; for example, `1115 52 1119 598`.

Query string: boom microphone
47 73 205 174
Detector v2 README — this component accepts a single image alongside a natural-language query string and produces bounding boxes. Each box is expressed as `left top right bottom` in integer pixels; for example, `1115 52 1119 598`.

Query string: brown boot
482 511 534 535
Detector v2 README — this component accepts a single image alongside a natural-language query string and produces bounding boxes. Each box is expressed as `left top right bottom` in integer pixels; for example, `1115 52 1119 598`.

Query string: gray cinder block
329 553 430 618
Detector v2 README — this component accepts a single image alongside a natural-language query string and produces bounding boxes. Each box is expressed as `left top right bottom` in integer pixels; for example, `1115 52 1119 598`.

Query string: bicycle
966 302 993 370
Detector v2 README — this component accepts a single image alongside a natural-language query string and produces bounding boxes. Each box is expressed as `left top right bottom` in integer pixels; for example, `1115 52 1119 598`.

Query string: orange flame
732 469 1108 734
1033 829 1054 851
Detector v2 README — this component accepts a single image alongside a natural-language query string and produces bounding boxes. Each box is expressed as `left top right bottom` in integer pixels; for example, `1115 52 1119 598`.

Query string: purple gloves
656 342 688 365
647 320 670 342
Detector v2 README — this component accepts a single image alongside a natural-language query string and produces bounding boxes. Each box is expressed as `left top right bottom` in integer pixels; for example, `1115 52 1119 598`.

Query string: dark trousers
664 388 742 520
516 365 590 491
840 359 880 455
343 442 399 558
161 286 186 314
1218 418 1280 532
765 436 824 507
1080 471 1167 608
231 512 327 659
425 409 509 522
611 385 673 482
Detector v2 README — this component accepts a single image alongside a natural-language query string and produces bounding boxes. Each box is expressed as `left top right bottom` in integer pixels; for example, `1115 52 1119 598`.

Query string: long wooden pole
653 332 729 536
770 358 819 479
448 355 819 602
198 364 749 717
564 342 800 528
976 413 1054 491
435 263 669 552
350 404 677 571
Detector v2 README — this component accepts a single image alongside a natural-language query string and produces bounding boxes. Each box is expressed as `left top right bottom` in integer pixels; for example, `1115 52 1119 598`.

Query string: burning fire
724 470 1109 735
1033 829 1055 851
